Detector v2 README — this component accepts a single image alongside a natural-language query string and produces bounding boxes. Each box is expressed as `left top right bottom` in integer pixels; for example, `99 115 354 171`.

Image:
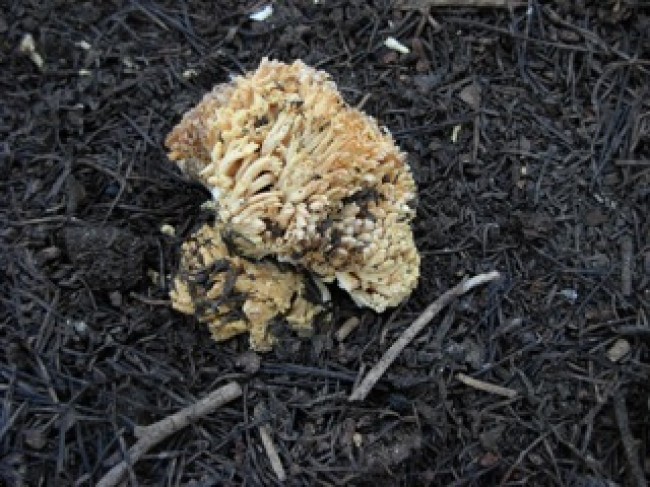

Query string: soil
1 1 649 486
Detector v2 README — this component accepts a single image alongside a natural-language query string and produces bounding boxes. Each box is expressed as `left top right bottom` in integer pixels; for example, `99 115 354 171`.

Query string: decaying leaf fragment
167 58 420 349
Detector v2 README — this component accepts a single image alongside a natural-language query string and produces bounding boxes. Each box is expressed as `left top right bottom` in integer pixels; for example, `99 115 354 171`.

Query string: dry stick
255 404 287 482
498 432 551 486
613 394 647 487
398 0 524 8
349 271 501 401
456 372 517 398
620 236 633 297
96 382 243 487
336 317 361 342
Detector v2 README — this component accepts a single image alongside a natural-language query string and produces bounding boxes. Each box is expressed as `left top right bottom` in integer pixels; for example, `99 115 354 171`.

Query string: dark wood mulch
1 1 648 486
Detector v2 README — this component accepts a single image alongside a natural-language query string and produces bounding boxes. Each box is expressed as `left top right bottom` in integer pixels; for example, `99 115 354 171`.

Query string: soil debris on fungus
171 223 322 351
167 58 420 349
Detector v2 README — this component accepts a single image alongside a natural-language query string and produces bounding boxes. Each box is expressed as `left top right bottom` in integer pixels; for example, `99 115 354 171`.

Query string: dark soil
1 1 649 486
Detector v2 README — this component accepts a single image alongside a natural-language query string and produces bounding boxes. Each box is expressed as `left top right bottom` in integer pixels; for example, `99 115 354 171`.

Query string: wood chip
459 83 481 110
607 339 630 363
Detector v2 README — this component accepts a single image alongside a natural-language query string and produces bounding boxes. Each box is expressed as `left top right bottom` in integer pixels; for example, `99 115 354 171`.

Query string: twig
336 317 361 341
456 372 517 398
349 271 501 401
255 403 287 482
96 382 243 487
355 93 371 111
498 432 551 486
397 0 524 7
613 394 647 487
620 236 633 297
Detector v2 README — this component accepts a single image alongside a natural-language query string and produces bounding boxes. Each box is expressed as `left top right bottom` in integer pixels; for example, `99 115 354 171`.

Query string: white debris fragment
67 319 88 335
147 269 160 283
593 192 618 210
75 40 91 50
384 36 410 54
249 4 273 22
182 68 198 79
353 432 363 448
78 69 92 77
559 288 578 303
160 224 176 237
19 34 36 54
607 338 630 363
19 33 44 69
451 124 462 143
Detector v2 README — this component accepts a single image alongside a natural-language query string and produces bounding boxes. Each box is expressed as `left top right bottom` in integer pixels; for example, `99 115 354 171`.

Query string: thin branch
397 0 525 7
255 403 287 482
349 271 501 401
456 372 517 398
620 236 633 297
96 382 243 487
613 394 647 487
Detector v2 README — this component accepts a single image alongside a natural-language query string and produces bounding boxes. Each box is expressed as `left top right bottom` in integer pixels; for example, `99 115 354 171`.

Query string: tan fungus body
167 59 420 350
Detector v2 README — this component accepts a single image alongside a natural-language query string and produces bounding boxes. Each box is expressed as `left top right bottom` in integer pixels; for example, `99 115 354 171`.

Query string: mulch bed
1 1 649 485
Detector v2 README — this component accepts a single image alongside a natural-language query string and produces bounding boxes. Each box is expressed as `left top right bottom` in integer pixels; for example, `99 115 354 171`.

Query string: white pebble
160 224 176 237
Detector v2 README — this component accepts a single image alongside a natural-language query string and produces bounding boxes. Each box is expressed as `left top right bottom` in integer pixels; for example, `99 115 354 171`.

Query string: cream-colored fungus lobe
167 59 419 350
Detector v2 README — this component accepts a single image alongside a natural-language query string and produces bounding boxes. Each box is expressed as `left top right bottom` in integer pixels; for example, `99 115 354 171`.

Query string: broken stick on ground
349 271 501 401
397 0 525 8
456 372 517 398
613 393 647 487
255 403 287 482
96 382 243 487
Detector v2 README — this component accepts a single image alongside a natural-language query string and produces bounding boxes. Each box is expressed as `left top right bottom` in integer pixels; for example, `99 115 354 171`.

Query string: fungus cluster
167 59 419 350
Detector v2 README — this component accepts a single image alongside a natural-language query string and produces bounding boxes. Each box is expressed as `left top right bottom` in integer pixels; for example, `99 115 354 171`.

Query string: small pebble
160 224 176 237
